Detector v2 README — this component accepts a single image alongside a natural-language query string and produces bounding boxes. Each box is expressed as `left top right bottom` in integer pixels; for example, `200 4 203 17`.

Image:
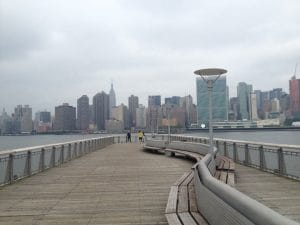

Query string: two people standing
126 131 145 143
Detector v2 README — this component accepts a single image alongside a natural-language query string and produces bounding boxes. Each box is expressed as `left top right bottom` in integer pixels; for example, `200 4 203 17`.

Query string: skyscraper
54 103 76 131
148 95 161 107
14 105 33 133
93 91 109 130
136 105 146 128
109 83 116 118
77 95 89 130
237 82 252 120
128 95 139 128
196 77 228 124
289 76 300 117
250 93 258 120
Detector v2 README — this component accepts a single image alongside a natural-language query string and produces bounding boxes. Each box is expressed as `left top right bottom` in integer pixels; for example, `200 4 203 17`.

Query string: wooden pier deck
235 164 300 222
0 142 300 224
0 143 193 225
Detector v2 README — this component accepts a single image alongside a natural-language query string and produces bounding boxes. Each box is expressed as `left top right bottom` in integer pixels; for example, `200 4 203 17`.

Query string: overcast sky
1 0 300 114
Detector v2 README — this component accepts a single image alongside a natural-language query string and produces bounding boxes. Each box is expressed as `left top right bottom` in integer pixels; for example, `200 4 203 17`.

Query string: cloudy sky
1 0 300 114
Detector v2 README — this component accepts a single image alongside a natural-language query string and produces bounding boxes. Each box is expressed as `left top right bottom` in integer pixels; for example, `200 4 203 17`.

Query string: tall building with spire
109 83 116 118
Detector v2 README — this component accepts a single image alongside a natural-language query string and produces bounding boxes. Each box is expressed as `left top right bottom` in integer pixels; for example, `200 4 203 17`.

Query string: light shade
194 68 227 76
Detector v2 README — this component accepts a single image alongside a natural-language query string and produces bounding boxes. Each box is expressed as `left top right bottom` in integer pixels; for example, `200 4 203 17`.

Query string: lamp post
167 107 171 143
194 68 227 154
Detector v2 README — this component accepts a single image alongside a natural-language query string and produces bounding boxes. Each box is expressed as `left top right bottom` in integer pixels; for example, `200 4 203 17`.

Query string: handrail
0 135 117 186
0 136 116 156
196 151 299 225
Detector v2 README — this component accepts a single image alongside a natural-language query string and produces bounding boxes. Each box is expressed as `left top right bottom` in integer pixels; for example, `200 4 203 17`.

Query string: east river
0 130 300 151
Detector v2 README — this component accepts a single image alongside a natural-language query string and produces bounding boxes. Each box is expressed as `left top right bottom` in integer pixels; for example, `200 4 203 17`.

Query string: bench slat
191 212 209 225
219 171 228 184
173 172 191 186
181 171 194 186
166 213 182 225
229 161 235 171
178 185 189 213
227 172 235 187
166 186 178 214
178 212 197 225
188 183 198 212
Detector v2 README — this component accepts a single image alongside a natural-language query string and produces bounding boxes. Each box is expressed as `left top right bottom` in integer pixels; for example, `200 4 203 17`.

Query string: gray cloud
0 0 300 114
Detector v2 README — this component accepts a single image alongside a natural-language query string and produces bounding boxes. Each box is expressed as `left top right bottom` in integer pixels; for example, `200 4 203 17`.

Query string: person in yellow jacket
138 130 143 143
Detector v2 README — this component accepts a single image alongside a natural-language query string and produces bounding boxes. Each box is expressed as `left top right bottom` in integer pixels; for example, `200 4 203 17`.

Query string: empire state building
109 83 116 118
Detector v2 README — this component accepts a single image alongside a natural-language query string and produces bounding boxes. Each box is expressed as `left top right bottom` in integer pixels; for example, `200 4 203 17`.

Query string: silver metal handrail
0 136 116 186
194 151 299 225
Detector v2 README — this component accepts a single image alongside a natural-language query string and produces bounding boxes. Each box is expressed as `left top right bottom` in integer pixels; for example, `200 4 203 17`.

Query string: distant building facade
34 111 51 132
196 77 228 124
237 82 252 120
128 95 139 128
289 76 300 117
77 95 89 130
136 105 147 128
148 95 161 107
109 83 116 118
54 103 76 131
93 92 109 130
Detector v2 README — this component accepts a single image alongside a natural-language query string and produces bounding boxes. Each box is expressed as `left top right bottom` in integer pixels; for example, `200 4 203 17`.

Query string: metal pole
208 79 214 153
168 108 170 143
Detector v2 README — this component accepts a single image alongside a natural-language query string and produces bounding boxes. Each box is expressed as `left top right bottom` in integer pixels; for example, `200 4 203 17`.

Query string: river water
0 131 299 151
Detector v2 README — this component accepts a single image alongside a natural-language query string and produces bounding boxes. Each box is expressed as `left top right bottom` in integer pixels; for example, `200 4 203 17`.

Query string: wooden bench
165 171 209 225
165 148 203 162
214 156 235 187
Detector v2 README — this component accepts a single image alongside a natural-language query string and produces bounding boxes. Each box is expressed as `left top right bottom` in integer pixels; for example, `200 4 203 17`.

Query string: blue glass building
196 77 228 124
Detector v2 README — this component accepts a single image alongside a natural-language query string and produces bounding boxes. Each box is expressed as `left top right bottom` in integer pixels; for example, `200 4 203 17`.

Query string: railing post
61 145 64 164
245 144 249 166
74 143 78 158
40 148 45 171
223 141 227 157
51 146 56 168
79 142 82 156
215 140 219 152
68 144 71 161
278 147 285 175
259 145 265 170
26 151 32 176
233 142 237 162
6 153 14 184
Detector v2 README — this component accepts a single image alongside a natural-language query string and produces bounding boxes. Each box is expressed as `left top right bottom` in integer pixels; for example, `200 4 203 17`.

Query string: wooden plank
227 172 235 187
178 212 197 225
177 185 189 213
219 171 228 184
191 212 209 225
217 159 224 170
214 170 221 179
229 161 235 171
166 186 178 213
188 183 198 212
173 172 191 186
223 159 230 170
165 213 182 225
181 171 194 186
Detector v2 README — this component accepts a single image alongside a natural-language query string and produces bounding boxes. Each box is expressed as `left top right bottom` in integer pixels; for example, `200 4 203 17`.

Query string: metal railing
193 150 299 225
155 134 300 180
0 136 115 186
148 134 299 224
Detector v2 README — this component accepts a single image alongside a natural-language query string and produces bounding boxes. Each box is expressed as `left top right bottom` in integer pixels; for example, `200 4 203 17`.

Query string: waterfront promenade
0 142 300 224
0 143 193 225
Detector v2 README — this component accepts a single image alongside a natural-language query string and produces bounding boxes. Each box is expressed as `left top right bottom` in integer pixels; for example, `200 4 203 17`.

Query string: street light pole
168 108 171 143
194 68 228 154
207 79 213 153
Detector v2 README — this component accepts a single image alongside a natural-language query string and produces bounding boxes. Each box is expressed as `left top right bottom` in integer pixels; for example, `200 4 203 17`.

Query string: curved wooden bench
165 171 209 225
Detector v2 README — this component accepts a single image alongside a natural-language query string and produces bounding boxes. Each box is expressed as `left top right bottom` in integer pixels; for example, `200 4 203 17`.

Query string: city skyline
0 77 296 115
1 1 300 114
